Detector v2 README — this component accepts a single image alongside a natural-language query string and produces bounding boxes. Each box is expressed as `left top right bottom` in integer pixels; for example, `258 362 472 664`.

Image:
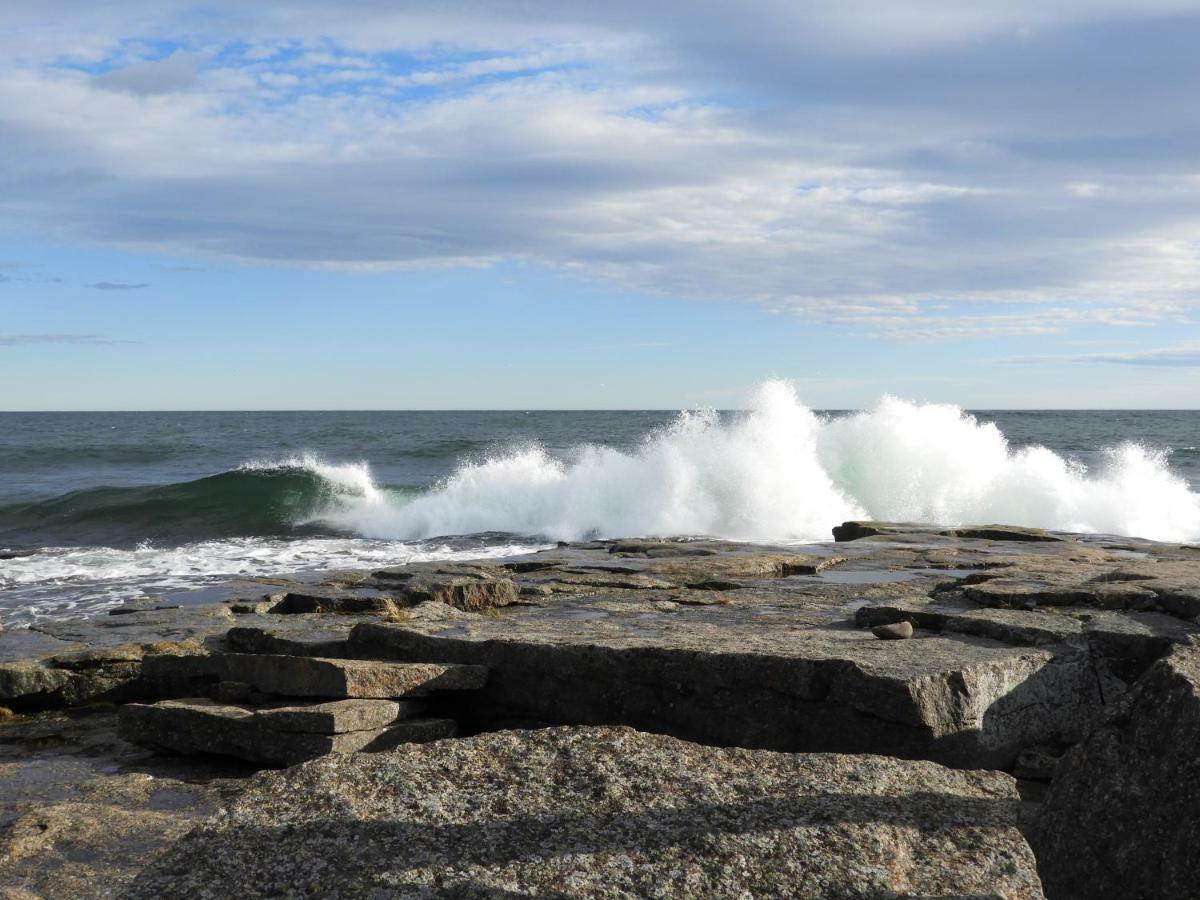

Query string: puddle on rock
791 569 924 585
556 608 611 621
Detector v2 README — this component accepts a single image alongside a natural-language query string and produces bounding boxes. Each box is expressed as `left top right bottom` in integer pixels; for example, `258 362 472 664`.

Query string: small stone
651 600 679 612
871 621 914 640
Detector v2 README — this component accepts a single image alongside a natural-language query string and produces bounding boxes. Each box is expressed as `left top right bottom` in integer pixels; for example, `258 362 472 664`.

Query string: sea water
2 380 1198 625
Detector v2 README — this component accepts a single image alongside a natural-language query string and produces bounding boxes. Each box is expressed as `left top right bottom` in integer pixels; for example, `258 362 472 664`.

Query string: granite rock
118 698 455 766
143 653 488 699
349 607 1103 768
130 725 1044 899
1030 637 1200 899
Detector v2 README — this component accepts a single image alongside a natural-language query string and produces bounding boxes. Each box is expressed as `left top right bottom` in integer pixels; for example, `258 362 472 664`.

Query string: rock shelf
129 725 1044 899
2 522 1200 896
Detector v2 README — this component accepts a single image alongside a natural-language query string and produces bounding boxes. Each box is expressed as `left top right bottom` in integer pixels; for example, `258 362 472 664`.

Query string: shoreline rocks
129 725 1046 899
2 523 1200 896
1030 636 1200 899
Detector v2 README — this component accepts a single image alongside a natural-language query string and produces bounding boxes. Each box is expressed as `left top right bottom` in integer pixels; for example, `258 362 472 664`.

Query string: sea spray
313 380 1200 544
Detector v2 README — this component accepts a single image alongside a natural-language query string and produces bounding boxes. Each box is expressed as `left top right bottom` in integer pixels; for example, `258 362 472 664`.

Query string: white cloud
2 2 1200 339
0 333 132 346
1008 342 1200 366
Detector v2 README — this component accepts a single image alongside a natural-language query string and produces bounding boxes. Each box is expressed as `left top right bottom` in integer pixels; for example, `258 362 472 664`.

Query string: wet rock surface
130 725 1045 899
0 709 252 899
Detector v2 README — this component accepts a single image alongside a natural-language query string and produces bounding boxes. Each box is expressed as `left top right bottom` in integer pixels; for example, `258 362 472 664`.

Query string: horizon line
3 407 1199 414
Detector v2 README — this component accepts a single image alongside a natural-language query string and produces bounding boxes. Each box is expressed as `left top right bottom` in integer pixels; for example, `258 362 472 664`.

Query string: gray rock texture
1030 636 1200 899
142 652 488 698
118 698 455 766
130 725 1044 899
6 526 1200 893
253 698 414 733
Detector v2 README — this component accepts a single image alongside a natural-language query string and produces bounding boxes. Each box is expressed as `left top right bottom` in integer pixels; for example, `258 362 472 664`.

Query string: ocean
2 381 1199 626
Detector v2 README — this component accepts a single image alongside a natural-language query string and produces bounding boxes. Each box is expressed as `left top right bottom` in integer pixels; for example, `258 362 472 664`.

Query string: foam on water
314 380 1200 544
239 453 382 500
0 538 539 626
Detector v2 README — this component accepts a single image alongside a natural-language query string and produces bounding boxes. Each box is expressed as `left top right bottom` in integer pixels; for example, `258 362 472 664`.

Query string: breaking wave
0 454 407 549
3 385 1198 553
316 380 1200 544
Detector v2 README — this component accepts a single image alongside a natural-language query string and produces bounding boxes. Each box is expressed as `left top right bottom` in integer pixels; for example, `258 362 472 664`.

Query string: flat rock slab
129 725 1044 899
119 698 455 766
349 609 1102 768
144 653 488 698
1030 636 1200 899
252 699 413 734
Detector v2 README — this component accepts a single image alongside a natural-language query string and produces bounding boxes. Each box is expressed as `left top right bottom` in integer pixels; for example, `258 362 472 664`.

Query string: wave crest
315 380 1200 544
0 455 389 548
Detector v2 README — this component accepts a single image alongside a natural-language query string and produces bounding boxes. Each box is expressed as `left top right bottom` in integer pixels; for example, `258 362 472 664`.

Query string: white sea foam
0 538 537 626
240 453 383 499
313 380 1200 544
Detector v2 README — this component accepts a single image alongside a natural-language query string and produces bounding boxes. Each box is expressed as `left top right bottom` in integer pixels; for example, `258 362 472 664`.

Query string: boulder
129 725 1044 899
1030 637 1200 899
832 521 1066 543
370 563 520 611
267 589 401 616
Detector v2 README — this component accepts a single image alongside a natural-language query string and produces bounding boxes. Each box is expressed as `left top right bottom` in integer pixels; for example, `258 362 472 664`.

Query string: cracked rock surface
129 725 1044 900
1030 636 1200 900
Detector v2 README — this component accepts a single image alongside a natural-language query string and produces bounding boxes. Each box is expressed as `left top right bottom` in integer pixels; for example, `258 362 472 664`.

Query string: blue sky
2 1 1199 409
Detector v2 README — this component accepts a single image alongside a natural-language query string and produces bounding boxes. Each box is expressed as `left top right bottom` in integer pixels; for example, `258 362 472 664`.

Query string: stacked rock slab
140 652 488 697
119 654 485 765
1030 636 1200 899
119 698 454 766
129 725 1045 899
347 613 1104 770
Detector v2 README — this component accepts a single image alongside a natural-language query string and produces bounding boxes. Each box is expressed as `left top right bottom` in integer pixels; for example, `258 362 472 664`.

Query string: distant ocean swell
3 381 1198 550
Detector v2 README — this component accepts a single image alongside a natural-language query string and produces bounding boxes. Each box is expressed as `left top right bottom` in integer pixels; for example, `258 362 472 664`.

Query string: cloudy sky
2 1 1199 409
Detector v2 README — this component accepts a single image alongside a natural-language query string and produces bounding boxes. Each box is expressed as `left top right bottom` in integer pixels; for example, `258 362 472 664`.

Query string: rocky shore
3 522 1200 897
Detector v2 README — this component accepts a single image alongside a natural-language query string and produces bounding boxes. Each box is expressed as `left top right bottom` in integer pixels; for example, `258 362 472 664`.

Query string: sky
2 1 1200 410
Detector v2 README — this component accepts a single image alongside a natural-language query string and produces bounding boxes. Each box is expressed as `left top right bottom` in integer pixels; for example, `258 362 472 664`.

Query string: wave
0 454 411 549
316 380 1200 544
3 385 1198 552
